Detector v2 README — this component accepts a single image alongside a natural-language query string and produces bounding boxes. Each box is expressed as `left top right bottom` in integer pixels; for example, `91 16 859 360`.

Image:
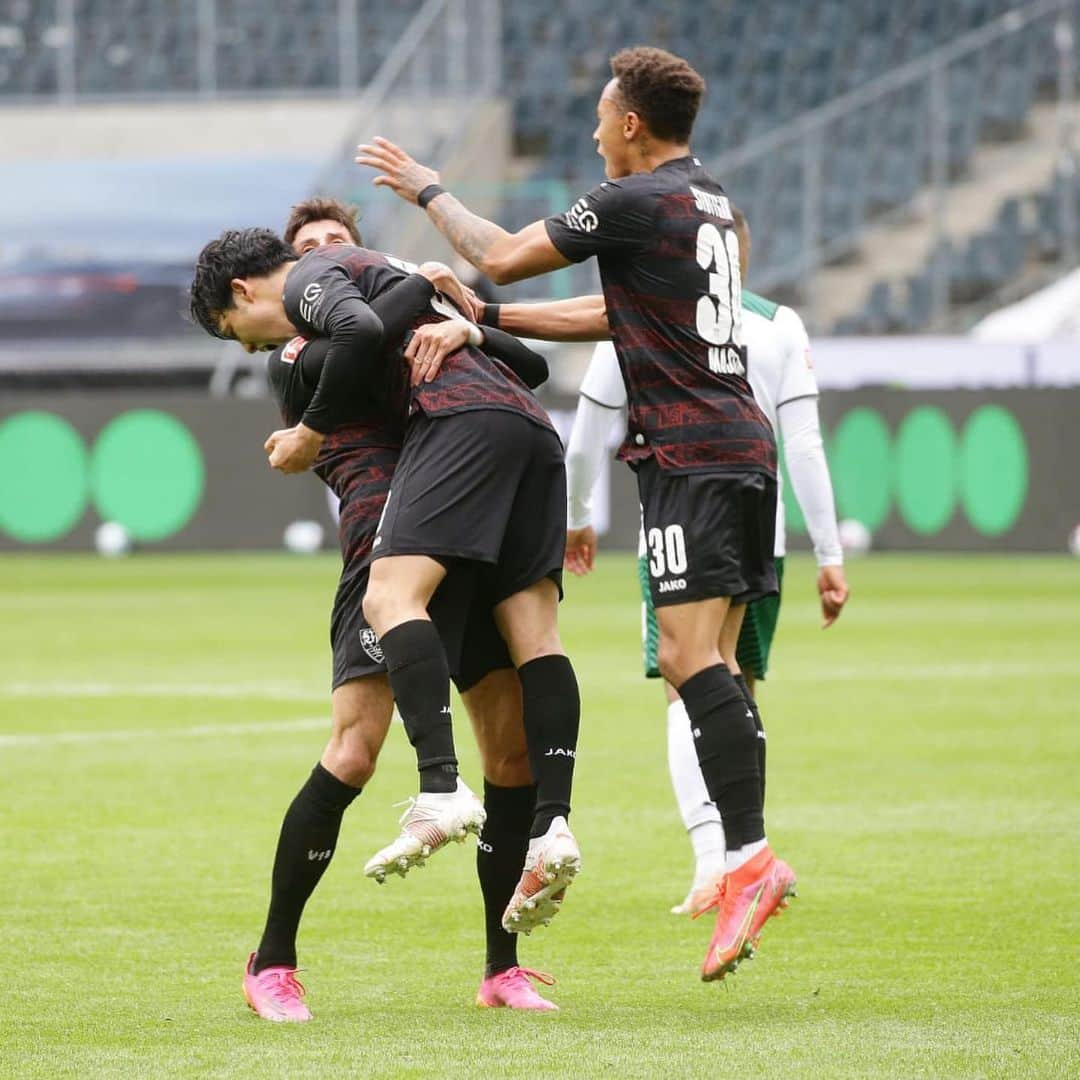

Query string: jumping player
561 208 849 915
358 46 796 981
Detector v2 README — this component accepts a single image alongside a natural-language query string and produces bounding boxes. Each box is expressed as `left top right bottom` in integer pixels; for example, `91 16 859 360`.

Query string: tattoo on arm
426 193 509 269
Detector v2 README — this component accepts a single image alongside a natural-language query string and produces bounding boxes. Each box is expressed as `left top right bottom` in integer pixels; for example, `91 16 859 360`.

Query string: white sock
667 698 725 881
725 838 768 874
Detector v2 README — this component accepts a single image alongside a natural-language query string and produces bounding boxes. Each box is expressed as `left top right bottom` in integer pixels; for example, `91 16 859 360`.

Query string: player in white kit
564 211 850 914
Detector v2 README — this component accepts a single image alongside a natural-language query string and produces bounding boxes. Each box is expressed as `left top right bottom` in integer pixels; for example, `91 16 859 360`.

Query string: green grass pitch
1 552 1078 1078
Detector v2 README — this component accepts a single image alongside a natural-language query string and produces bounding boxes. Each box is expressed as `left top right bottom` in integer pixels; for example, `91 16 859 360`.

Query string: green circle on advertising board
895 406 957 534
89 410 205 541
829 408 892 531
959 405 1028 536
0 411 89 542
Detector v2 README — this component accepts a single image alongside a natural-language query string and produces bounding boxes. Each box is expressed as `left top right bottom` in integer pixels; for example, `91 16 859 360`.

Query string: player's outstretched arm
355 137 572 284
483 295 609 342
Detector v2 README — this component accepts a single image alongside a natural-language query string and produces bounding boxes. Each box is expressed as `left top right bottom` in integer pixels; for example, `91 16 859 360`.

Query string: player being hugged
358 45 795 983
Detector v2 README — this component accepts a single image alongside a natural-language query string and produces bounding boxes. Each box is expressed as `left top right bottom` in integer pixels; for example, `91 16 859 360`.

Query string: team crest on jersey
359 627 384 663
281 336 308 365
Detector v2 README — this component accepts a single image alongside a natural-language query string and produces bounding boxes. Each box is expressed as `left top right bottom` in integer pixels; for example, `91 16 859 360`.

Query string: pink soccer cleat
243 952 312 1022
698 847 797 982
476 966 559 1012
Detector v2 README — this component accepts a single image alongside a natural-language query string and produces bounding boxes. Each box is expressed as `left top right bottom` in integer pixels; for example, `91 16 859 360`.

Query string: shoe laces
261 967 306 1004
691 878 727 921
502 966 556 988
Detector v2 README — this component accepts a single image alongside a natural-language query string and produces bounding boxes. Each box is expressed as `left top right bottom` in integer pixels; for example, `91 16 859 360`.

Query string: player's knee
361 580 392 630
323 727 380 787
657 638 688 687
483 747 532 789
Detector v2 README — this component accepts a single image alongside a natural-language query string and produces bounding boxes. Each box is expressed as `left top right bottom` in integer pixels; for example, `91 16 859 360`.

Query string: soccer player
358 45 795 981
562 208 850 915
231 201 564 1018
189 225 583 947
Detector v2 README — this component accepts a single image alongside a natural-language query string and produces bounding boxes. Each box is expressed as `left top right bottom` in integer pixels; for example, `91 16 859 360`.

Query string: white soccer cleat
670 873 726 916
502 815 581 935
363 778 486 883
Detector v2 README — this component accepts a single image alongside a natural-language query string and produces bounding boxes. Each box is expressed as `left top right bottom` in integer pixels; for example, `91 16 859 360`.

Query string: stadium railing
707 0 1078 333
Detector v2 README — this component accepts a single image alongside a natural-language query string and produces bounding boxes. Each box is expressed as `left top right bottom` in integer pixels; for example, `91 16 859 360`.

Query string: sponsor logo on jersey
658 578 687 593
545 747 576 758
708 345 746 376
299 281 324 323
281 335 308 365
359 627 384 663
477 840 494 854
690 186 732 220
564 197 598 234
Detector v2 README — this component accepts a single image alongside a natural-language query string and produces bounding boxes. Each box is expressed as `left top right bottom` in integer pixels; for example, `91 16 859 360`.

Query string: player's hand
404 321 471 385
264 423 325 474
565 526 598 576
417 261 484 322
817 564 849 628
355 137 440 204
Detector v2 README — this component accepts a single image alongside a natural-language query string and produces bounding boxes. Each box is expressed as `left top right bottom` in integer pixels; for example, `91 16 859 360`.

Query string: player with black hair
228 202 566 1018
190 222 584 964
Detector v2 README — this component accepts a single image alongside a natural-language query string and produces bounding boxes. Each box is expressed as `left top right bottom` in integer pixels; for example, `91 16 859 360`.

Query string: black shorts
372 409 565 604
637 460 778 608
330 561 512 692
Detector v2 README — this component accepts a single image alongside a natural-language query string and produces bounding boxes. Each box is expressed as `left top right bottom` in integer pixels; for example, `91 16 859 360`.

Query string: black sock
517 654 580 837
378 619 458 793
678 664 764 851
254 763 362 973
477 781 536 978
733 672 766 804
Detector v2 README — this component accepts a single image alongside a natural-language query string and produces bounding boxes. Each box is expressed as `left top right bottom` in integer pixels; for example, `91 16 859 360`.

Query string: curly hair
283 196 363 246
610 47 705 144
188 227 295 338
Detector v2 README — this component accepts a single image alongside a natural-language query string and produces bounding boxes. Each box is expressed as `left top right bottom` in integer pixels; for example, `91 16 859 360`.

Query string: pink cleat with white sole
476 966 559 1011
243 952 312 1022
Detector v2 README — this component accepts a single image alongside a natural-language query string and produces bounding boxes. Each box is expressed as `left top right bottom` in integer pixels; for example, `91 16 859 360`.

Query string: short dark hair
188 227 295 338
283 196 363 246
610 47 705 144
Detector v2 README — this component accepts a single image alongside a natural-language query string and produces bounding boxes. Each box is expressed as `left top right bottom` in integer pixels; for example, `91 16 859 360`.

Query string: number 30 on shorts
647 525 688 578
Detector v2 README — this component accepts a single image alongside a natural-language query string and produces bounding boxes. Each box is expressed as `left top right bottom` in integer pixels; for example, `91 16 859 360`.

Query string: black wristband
481 303 501 328
417 184 446 209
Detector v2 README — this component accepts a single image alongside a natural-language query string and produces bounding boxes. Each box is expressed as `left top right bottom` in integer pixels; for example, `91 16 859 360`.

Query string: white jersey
741 295 817 557
571 291 841 564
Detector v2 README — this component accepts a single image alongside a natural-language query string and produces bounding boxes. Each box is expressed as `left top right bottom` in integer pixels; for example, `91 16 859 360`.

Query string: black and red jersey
267 334 400 567
545 156 776 476
283 245 553 434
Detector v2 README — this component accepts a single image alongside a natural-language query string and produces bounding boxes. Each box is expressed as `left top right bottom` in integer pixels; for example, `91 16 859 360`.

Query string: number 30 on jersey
695 223 745 376
647 524 688 578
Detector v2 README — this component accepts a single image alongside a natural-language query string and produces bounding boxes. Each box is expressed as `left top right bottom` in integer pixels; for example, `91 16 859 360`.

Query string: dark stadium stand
836 169 1080 333
0 0 1074 332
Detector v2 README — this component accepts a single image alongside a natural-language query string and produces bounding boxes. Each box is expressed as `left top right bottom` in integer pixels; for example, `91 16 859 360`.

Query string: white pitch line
1 681 326 701
0 716 329 749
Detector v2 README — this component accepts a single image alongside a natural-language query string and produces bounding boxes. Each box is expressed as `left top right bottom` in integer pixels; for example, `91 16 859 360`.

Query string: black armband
480 303 501 328
417 184 447 209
